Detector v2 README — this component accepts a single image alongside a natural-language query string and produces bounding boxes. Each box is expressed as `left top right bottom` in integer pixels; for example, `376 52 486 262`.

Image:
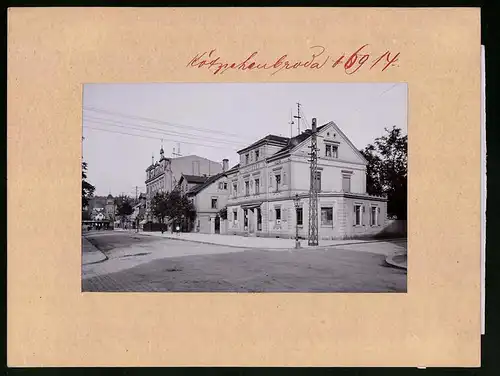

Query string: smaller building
82 194 116 230
185 159 230 234
178 174 210 195
130 193 147 229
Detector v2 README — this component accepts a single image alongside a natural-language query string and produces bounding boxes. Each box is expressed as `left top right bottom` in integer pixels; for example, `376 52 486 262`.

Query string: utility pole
293 102 301 136
135 185 139 233
289 109 295 138
308 118 319 246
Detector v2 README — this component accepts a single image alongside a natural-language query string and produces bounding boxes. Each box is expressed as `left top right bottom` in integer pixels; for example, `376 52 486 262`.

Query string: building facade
144 147 224 222
186 159 230 234
225 121 388 240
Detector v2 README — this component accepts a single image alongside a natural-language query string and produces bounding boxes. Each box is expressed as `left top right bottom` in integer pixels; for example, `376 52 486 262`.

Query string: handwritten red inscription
186 45 400 76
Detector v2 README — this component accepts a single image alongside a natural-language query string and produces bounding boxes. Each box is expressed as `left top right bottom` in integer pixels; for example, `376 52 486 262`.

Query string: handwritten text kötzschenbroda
186 45 400 76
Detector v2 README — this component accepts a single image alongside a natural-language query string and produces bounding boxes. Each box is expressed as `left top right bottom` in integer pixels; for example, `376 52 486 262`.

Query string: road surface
82 231 407 293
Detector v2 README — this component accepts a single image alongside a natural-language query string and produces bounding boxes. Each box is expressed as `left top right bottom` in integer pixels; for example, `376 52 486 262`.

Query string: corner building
225 121 388 240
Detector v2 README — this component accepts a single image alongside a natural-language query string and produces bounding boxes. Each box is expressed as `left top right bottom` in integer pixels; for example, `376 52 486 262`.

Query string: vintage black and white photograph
82 83 408 292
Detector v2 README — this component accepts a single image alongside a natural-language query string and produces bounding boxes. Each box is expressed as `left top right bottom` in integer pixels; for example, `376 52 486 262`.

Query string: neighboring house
186 160 230 234
91 208 106 221
144 146 223 222
177 174 209 195
85 194 116 222
130 193 147 228
225 121 387 240
105 194 116 223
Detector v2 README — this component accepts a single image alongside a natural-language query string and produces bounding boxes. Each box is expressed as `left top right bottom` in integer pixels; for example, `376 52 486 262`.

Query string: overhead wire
83 126 241 151
83 106 257 141
83 115 248 147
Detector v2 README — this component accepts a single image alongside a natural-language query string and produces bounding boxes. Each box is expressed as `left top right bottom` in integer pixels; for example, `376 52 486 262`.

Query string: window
325 144 332 157
255 149 260 160
255 179 260 194
275 174 281 191
233 210 238 221
275 207 281 220
245 181 250 196
218 182 223 190
223 183 227 190
321 207 333 226
314 172 322 192
245 153 249 164
354 204 362 226
332 146 338 158
296 207 303 226
325 144 338 158
211 198 218 209
342 175 351 192
244 209 248 228
370 206 378 226
233 183 238 197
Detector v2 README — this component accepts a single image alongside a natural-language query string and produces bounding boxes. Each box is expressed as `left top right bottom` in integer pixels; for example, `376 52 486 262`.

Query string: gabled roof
179 174 208 185
186 172 225 196
267 124 329 161
237 134 289 155
266 121 368 164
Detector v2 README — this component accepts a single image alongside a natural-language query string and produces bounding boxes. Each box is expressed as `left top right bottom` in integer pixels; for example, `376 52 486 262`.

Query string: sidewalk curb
82 237 109 265
385 251 407 270
138 232 407 251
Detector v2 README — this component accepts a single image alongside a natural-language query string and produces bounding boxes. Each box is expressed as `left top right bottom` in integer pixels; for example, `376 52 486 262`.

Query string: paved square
82 231 407 292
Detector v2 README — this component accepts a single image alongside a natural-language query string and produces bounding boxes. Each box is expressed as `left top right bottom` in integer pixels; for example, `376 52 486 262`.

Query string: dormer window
325 144 338 158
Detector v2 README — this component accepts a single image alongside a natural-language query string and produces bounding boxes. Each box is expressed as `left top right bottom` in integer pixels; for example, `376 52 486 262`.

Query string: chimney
312 118 317 133
222 159 229 172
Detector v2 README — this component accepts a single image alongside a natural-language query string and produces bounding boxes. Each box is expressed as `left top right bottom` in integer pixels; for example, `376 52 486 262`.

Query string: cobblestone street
82 231 407 292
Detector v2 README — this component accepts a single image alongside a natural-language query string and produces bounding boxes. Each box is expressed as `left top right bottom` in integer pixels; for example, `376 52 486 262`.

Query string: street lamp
293 193 301 249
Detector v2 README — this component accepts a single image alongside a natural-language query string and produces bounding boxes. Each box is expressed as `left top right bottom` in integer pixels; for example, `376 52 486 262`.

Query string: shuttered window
342 175 351 192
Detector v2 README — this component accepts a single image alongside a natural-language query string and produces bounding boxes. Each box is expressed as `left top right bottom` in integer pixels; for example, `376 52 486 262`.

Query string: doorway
257 208 262 231
215 215 220 234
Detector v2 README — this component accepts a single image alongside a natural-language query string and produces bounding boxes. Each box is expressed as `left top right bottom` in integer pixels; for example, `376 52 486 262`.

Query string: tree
218 206 228 220
151 191 169 225
360 126 407 220
166 189 197 227
82 161 95 208
116 195 134 225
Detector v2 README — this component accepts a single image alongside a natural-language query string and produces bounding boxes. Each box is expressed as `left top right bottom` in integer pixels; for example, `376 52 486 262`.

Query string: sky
82 83 407 197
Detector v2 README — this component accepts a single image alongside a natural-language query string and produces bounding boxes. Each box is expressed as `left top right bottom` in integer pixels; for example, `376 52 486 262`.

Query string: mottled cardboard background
7 8 481 366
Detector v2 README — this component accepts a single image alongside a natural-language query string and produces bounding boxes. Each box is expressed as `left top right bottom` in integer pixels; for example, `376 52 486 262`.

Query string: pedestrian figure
176 225 180 236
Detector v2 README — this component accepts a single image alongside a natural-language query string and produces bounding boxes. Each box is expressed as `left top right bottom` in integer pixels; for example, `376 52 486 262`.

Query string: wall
171 155 222 182
378 219 407 237
227 195 388 240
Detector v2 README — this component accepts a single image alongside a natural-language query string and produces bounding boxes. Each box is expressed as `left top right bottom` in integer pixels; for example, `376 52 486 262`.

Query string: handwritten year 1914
186 45 400 76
